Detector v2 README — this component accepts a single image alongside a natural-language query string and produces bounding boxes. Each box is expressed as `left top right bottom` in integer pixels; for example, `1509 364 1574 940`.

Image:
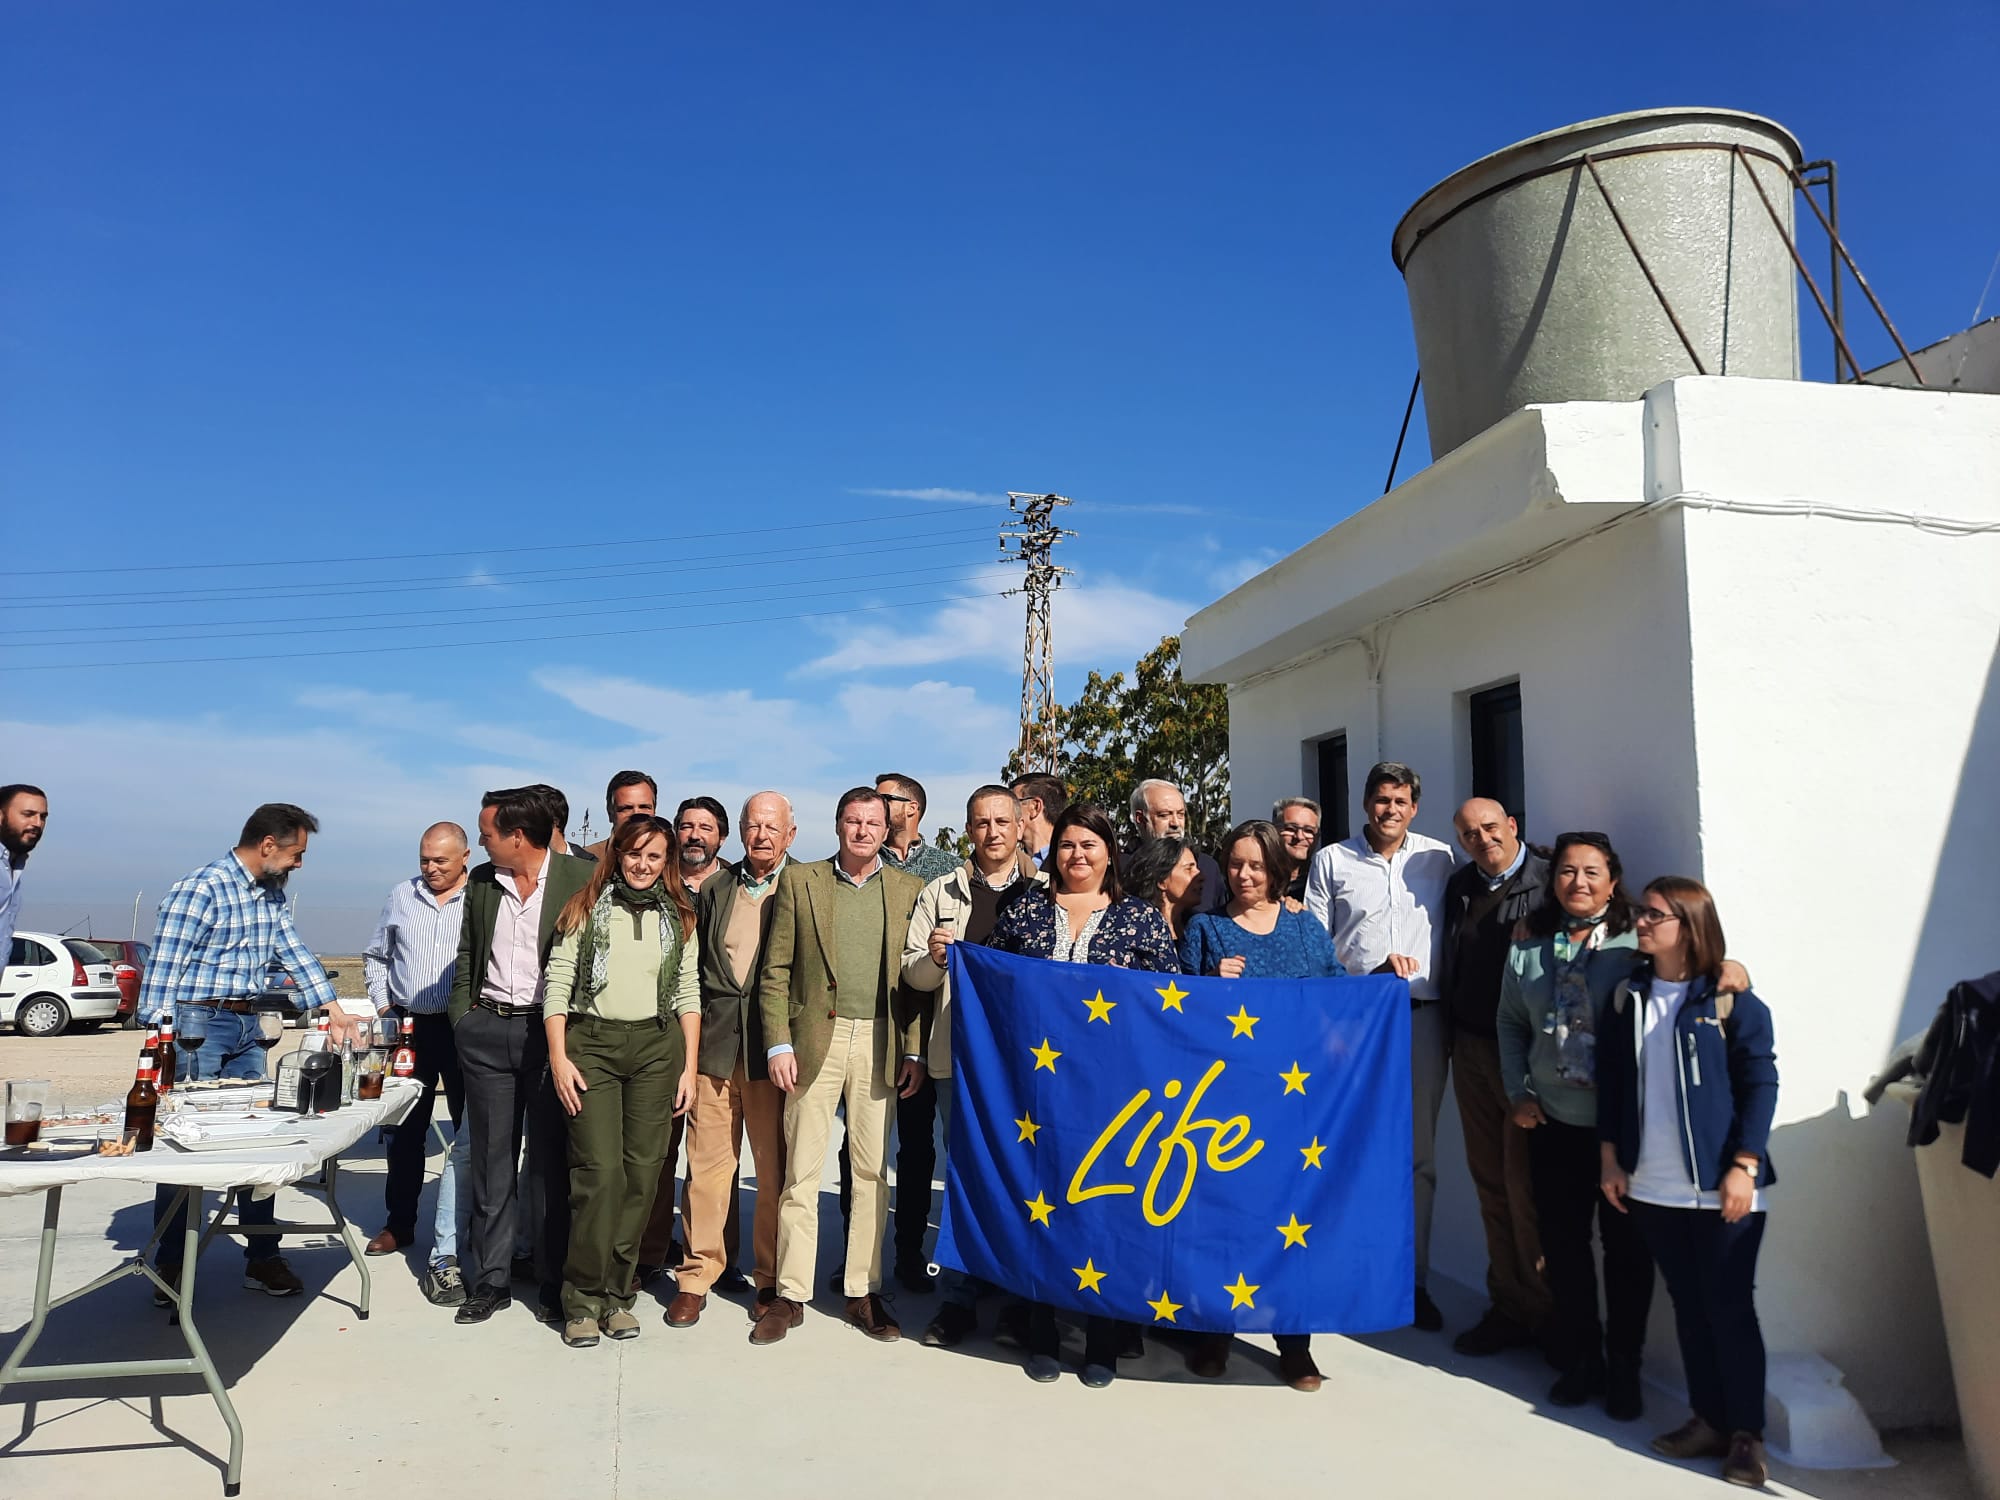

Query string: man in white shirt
1305 760 1457 1332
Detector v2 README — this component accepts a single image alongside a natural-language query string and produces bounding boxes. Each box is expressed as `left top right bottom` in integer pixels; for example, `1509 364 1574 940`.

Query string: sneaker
242 1256 304 1297
603 1309 641 1341
1452 1309 1535 1357
422 1257 467 1307
1723 1432 1768 1488
563 1316 601 1349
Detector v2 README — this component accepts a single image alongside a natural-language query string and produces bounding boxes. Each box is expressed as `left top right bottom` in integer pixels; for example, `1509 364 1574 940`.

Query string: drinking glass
5 1080 52 1146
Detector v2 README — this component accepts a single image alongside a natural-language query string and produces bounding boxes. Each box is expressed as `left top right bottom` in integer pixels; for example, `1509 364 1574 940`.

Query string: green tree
1004 635 1231 849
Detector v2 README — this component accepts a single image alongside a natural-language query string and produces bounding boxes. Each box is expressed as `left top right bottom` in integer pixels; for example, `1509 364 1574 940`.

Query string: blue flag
937 945 1413 1335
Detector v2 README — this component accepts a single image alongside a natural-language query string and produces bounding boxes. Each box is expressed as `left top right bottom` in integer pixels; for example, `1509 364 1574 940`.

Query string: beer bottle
125 1051 160 1153
390 1016 417 1080
156 1019 178 1095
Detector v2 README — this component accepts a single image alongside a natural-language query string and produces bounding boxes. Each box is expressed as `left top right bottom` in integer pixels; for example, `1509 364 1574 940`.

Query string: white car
2 932 123 1037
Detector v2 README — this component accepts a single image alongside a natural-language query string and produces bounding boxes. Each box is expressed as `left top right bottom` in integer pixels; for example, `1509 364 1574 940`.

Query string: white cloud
802 572 1196 675
848 486 1008 505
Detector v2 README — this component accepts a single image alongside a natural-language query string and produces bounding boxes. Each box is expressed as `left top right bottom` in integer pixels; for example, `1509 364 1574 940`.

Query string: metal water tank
1392 108 1804 457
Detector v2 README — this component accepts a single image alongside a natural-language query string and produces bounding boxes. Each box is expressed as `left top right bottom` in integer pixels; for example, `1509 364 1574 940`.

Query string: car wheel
16 994 70 1038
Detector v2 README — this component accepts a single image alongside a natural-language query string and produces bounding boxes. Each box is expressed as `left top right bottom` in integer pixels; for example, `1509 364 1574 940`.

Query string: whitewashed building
1182 109 2000 1456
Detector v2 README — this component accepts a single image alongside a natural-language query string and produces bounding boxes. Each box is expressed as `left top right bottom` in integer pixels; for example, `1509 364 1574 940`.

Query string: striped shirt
139 853 337 1025
361 876 468 1016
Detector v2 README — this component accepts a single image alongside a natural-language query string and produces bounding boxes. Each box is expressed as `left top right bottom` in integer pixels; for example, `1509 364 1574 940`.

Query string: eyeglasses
1278 824 1318 840
1634 907 1680 927
877 792 915 806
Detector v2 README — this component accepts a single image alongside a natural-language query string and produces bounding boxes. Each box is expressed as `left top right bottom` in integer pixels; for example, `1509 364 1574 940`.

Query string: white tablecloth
0 1078 420 1198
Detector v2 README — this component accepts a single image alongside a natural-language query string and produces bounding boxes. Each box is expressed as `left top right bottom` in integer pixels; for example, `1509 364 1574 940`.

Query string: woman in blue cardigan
1598 876 1778 1490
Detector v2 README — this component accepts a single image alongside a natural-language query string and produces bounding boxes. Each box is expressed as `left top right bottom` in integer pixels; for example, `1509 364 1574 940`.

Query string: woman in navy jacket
1598 876 1778 1490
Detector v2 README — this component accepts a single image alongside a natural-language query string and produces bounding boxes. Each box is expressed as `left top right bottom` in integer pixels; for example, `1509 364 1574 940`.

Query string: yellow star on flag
1155 980 1189 1013
1014 1112 1041 1144
1146 1290 1183 1323
1224 1273 1261 1309
1226 1004 1260 1039
1024 1192 1054 1226
1280 1061 1311 1094
1030 1037 1061 1072
1073 1259 1106 1294
1277 1214 1311 1248
1081 989 1116 1024
1300 1137 1326 1169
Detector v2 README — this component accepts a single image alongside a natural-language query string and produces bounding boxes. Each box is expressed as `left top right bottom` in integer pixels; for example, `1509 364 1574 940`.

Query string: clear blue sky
5 3 1995 947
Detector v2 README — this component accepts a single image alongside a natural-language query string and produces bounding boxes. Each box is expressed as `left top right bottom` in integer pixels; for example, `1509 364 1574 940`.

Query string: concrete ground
1 1034 1974 1500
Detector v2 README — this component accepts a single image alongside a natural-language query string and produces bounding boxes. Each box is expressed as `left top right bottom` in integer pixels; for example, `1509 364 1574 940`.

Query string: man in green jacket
751 787 927 1347
449 786 595 1326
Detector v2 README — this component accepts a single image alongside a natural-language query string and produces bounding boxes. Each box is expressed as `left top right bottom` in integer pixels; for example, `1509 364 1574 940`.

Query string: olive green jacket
757 857 927 1093
446 853 596 1028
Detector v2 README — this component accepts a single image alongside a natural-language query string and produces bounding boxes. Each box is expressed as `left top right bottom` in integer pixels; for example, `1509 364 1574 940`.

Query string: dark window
65 940 109 964
1312 733 1351 843
1470 682 1526 831
11 938 54 968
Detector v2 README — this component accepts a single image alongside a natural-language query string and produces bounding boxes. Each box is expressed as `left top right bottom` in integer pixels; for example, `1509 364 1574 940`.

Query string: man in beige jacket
900 784 1043 1347
752 787 927 1346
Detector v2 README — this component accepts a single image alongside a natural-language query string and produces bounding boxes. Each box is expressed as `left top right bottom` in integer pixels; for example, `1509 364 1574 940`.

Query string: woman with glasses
543 814 702 1349
1121 834 1206 948
1599 878 1777 1489
985 803 1181 1387
1179 818 1345 1390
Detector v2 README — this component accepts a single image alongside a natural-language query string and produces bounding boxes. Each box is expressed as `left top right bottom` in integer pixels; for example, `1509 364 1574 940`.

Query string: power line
7 567 1003 649
1 525 994 610
0 590 1010 673
31 502 992 578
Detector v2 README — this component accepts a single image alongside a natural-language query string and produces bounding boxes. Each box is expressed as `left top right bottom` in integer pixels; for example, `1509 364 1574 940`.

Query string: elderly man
904 783 1042 1347
361 822 474 1305
1273 796 1322 902
751 788 926 1346
1306 761 1458 1333
1128 778 1225 914
0 783 48 968
1440 797 1551 1356
666 791 798 1327
144 804 366 1299
584 771 658 860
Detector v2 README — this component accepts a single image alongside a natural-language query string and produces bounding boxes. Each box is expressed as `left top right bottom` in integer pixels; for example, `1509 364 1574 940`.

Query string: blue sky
5 3 1996 948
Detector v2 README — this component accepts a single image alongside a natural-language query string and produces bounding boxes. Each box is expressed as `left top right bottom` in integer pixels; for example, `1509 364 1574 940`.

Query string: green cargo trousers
561 1014 682 1322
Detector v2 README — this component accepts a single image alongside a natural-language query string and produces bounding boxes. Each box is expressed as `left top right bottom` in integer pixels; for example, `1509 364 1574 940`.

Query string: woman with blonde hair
543 814 701 1348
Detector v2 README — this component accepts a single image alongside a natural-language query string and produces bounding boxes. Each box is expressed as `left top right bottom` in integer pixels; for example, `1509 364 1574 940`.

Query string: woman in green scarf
545 814 701 1348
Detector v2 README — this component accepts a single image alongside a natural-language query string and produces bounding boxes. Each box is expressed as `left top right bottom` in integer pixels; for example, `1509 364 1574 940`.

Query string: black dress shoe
1605 1362 1644 1421
1548 1359 1607 1407
716 1268 753 1295
992 1301 1031 1350
896 1264 935 1294
456 1286 514 1324
1412 1285 1444 1332
921 1301 977 1348
1024 1354 1061 1383
1453 1309 1535 1357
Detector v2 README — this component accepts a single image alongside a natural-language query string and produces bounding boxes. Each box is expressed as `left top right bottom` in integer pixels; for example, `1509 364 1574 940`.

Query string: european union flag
938 946 1413 1335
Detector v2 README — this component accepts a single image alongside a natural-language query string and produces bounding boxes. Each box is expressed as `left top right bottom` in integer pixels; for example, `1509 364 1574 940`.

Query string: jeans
432 1125 471 1264
153 1006 280 1265
1630 1202 1769 1436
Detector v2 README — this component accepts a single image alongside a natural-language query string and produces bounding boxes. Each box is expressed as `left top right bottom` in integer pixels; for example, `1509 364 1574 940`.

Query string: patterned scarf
580 878 682 1013
1551 907 1610 1087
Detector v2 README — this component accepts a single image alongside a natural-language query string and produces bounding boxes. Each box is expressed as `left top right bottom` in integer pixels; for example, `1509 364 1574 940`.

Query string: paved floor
0 1056 1974 1500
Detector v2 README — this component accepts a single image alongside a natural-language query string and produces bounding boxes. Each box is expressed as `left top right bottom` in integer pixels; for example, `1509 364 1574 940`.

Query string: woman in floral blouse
984 802 1181 1387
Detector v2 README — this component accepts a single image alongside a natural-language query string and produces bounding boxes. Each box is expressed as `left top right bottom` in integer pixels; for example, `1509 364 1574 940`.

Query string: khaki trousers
678 1062 786 1293
1452 1031 1550 1330
776 1017 892 1302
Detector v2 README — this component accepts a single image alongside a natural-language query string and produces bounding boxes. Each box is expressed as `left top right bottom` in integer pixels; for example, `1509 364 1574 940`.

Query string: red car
91 940 152 1028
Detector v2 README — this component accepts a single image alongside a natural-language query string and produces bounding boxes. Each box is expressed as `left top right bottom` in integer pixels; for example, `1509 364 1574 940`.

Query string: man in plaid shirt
143 803 369 1299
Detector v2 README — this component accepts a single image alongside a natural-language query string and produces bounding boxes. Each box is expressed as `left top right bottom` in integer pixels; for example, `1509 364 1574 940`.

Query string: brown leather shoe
749 1295 803 1346
1278 1346 1323 1392
364 1229 404 1257
665 1291 706 1328
747 1286 777 1321
1722 1432 1768 1488
1651 1416 1730 1460
845 1293 901 1342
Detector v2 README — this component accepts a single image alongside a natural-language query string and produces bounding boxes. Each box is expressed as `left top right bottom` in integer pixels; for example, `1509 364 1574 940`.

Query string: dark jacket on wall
1907 970 2000 1178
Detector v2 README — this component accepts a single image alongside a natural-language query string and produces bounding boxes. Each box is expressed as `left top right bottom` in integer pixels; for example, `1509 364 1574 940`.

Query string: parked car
90 939 152 1028
2 933 123 1038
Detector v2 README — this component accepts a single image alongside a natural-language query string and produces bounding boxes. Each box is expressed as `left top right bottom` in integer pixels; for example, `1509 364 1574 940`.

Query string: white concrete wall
1216 377 2000 1431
